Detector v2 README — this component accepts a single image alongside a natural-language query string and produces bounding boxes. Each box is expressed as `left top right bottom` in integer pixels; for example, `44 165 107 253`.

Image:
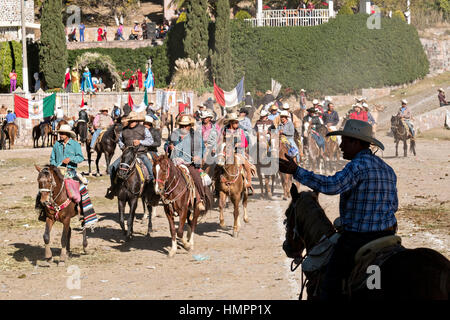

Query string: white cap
312 99 319 104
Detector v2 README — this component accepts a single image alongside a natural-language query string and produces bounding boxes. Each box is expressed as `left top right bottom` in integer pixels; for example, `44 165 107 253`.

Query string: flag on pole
80 91 84 108
133 90 148 113
14 94 56 119
128 92 135 109
271 79 282 98
214 77 244 108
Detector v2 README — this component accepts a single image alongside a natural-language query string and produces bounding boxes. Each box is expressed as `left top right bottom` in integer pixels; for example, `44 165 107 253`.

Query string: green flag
143 90 148 106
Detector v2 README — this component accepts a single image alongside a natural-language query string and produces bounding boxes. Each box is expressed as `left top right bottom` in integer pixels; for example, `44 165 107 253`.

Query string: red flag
213 80 225 107
128 92 134 110
80 92 84 108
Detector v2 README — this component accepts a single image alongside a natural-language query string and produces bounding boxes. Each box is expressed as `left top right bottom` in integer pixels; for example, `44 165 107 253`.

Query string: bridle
155 159 184 205
38 167 70 220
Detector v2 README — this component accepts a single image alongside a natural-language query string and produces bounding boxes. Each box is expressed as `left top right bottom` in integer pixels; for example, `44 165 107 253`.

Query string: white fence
246 9 332 27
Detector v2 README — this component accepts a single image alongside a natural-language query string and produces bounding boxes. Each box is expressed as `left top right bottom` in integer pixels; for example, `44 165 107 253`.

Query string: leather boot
105 184 118 199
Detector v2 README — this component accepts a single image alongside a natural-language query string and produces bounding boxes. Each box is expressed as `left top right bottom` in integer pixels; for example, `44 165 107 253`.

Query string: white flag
271 79 282 98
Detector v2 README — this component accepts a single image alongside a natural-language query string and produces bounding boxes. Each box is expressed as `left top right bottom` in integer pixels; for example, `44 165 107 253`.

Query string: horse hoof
184 243 192 251
243 217 249 223
126 235 133 242
232 231 239 238
168 251 176 258
58 261 65 267
219 221 226 229
282 196 287 200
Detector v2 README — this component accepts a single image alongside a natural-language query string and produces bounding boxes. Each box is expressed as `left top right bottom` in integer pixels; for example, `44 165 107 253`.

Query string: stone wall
420 37 450 75
67 38 162 50
0 0 34 24
414 105 450 134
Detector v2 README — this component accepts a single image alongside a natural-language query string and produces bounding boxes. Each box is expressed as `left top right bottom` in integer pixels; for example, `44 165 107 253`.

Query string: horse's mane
44 164 65 182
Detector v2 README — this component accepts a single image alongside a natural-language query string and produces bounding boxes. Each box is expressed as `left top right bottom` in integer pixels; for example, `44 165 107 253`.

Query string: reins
39 168 70 220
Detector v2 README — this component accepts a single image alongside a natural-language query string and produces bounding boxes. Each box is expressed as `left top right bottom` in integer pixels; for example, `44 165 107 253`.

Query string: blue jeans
80 32 84 42
90 129 102 148
312 132 325 150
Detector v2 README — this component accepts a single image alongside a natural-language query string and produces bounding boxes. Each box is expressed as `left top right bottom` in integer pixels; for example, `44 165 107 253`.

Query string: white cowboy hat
300 89 306 93
113 102 119 107
144 115 154 123
325 96 332 102
84 67 89 71
265 90 272 95
246 92 251 95
312 99 319 105
355 97 363 102
200 110 214 119
57 124 76 139
327 119 384 150
282 103 290 110
260 110 269 117
177 114 193 126
362 102 369 109
126 111 145 122
438 88 444 92
317 101 324 107
279 110 290 118
401 99 408 104
224 112 239 124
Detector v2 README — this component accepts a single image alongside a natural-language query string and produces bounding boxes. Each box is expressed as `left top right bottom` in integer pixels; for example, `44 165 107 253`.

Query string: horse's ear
34 164 41 172
290 184 299 199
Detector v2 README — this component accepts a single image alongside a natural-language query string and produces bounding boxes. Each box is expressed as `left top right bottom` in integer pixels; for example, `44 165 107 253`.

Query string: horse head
112 123 122 142
153 154 170 195
283 184 307 259
117 146 138 180
35 165 62 206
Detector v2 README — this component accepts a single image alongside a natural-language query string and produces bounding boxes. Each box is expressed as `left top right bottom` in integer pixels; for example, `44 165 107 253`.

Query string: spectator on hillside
130 21 141 40
299 89 307 110
79 23 85 42
97 27 103 41
117 23 125 40
9 69 17 93
103 26 107 41
244 92 254 107
438 88 448 107
142 19 148 39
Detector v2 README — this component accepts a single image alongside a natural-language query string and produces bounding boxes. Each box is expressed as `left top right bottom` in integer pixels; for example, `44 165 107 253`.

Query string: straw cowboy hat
246 92 251 95
265 90 272 95
126 111 145 122
200 110 214 119
362 102 370 110
57 124 76 139
279 110 290 118
401 99 408 104
282 103 290 110
177 114 194 126
300 89 306 93
100 107 109 112
224 112 239 124
438 88 444 92
269 104 278 111
353 103 362 109
144 115 154 124
327 119 384 150
260 110 269 117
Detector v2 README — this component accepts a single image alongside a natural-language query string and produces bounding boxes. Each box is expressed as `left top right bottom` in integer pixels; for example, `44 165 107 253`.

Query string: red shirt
178 102 188 114
349 111 368 122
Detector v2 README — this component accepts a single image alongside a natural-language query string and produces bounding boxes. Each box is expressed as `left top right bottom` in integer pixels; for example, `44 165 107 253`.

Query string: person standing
71 68 80 93
97 27 103 41
438 88 448 107
137 68 143 91
279 119 397 300
117 23 125 40
79 22 85 42
64 68 71 92
81 67 95 93
9 69 17 93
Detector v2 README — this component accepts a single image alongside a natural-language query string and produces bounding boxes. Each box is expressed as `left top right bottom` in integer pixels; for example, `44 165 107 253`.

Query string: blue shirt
293 149 398 232
50 139 84 172
6 113 16 123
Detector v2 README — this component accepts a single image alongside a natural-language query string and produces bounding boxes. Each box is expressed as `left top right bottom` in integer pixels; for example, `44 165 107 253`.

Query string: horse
160 112 174 138
32 122 52 148
316 124 340 174
215 144 249 238
1 121 18 149
86 122 122 176
73 115 93 144
302 121 324 173
278 135 299 200
390 115 416 157
153 154 207 257
283 185 450 300
254 130 276 200
35 165 89 266
115 146 160 241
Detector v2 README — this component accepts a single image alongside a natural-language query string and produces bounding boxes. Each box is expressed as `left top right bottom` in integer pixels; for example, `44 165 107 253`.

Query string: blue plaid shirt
293 149 398 232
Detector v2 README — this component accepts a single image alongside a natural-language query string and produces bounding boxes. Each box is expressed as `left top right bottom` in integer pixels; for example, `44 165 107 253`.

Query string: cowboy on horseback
168 114 212 211
5 109 16 124
280 119 398 300
90 107 113 150
199 110 219 166
303 107 325 151
105 111 154 199
397 99 415 137
143 115 161 159
36 124 97 229
278 110 300 163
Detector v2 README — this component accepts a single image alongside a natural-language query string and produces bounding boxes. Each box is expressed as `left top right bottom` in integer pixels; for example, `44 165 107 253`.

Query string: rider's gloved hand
279 153 298 175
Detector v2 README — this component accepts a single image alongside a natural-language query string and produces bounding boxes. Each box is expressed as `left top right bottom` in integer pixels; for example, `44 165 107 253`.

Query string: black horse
86 122 122 176
115 146 159 240
32 122 53 148
283 184 450 300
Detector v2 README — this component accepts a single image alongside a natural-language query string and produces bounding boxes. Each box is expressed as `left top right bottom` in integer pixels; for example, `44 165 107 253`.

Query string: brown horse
317 124 340 174
215 145 249 238
1 122 18 149
255 130 276 200
153 155 206 257
391 115 416 157
35 165 89 266
160 112 174 138
283 185 450 300
302 121 324 173
278 135 298 200
32 122 53 148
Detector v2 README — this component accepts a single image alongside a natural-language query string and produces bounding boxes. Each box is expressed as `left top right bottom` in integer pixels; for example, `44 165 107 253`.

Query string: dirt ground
0 124 448 300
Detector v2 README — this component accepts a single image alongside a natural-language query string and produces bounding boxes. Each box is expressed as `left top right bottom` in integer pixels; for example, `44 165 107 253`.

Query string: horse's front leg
95 152 102 176
231 193 241 238
403 139 408 157
165 205 177 258
118 198 126 236
43 217 54 266
219 191 227 229
146 202 153 237
126 197 138 241
242 185 249 224
59 218 71 266
395 139 399 157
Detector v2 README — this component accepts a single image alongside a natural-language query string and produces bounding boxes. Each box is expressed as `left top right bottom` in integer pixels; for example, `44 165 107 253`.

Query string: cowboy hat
100 107 109 112
282 103 290 110
57 124 76 139
127 111 145 122
312 99 319 105
325 96 332 102
113 102 119 107
279 110 290 118
144 115 154 124
353 103 362 109
200 110 214 119
260 110 269 117
246 92 251 95
438 88 444 92
239 107 249 115
177 114 193 126
269 104 278 111
265 90 272 95
317 101 324 107
300 89 306 93
224 112 239 124
362 102 370 110
401 99 408 104
327 119 384 150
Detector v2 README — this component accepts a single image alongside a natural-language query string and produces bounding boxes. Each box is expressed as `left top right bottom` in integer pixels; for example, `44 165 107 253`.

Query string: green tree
183 0 210 60
210 0 234 90
39 0 68 89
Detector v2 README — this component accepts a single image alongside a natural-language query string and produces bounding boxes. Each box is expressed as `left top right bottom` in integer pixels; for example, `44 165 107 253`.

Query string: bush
235 10 251 20
338 5 354 15
393 10 406 21
229 14 429 96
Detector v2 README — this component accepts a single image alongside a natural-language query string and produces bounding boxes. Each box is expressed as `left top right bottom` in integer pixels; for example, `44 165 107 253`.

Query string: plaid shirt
293 149 398 232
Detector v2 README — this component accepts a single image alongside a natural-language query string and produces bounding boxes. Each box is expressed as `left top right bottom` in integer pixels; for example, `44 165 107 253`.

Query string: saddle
135 158 150 183
177 164 196 209
94 129 107 149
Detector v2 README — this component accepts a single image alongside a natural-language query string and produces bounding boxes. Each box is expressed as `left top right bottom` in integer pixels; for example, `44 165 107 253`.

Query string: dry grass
397 202 450 234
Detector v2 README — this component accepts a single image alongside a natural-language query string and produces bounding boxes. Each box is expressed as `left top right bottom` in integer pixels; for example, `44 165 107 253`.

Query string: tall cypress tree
210 0 234 90
39 0 67 89
183 0 210 61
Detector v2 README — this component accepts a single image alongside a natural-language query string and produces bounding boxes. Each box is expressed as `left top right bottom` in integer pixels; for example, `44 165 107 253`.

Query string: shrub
235 10 251 20
393 10 406 21
338 5 354 15
171 55 208 92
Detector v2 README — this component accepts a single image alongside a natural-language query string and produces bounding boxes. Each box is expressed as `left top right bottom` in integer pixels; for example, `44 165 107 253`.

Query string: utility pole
21 0 29 93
